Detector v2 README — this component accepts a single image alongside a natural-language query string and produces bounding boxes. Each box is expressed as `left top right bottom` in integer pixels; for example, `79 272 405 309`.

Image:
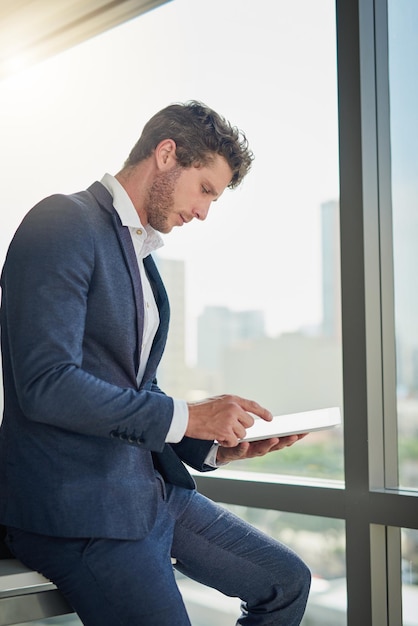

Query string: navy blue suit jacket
0 182 214 539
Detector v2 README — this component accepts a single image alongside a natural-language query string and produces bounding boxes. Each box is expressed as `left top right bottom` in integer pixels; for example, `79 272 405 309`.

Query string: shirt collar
100 173 163 256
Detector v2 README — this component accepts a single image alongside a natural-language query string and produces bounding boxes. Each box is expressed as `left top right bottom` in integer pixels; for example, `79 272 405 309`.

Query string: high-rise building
197 306 265 371
223 332 342 416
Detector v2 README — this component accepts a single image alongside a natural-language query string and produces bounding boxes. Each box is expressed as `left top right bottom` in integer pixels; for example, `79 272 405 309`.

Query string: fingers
216 442 251 464
238 398 272 422
216 407 254 447
247 437 281 456
217 433 308 463
259 433 307 453
262 435 298 451
186 394 270 445
217 438 279 462
216 395 272 446
240 411 255 429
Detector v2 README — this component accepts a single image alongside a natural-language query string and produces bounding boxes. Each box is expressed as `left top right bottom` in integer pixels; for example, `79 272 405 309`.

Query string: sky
0 0 339 342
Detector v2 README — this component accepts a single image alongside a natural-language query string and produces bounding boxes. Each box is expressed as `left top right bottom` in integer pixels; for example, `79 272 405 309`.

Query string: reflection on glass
388 1 418 490
158 0 343 481
176 505 347 626
402 528 418 626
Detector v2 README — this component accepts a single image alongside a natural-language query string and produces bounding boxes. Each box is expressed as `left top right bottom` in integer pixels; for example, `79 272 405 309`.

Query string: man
0 101 310 625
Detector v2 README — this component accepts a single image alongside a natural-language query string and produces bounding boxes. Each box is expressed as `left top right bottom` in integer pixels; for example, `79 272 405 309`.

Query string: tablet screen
241 407 341 442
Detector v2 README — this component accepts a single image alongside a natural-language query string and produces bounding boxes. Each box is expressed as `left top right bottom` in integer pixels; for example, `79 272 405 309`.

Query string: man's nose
192 201 211 221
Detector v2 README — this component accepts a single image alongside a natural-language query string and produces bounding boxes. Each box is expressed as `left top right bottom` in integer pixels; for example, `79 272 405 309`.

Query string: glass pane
176 504 347 626
388 1 418 489
0 2 342 478
156 0 344 481
402 528 418 626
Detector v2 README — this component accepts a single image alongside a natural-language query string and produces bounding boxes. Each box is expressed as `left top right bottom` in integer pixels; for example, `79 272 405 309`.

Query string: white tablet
241 407 341 442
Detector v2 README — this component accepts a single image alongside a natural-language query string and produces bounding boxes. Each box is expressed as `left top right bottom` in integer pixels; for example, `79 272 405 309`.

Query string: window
388 0 418 491
157 0 343 482
176 506 347 626
1 2 418 625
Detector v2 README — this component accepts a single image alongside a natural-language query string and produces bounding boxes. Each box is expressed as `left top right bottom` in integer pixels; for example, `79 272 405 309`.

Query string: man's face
145 154 233 234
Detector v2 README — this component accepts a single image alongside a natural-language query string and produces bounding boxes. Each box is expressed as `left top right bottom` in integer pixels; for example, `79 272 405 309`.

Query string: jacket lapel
87 182 145 372
116 222 145 355
142 255 170 383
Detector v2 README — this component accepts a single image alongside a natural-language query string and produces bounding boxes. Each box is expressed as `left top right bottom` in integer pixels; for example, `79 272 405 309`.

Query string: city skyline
2 0 416 420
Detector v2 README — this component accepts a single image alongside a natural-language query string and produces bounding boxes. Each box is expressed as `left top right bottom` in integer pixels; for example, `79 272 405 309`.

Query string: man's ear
155 139 177 170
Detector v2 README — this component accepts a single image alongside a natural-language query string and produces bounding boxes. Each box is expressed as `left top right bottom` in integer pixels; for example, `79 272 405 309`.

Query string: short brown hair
124 100 254 189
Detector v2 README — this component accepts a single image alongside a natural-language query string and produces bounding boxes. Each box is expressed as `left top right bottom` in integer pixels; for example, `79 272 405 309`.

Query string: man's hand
216 433 308 464
186 394 272 447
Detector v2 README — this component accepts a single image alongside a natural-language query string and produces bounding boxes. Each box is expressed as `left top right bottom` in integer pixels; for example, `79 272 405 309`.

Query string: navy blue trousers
6 476 310 625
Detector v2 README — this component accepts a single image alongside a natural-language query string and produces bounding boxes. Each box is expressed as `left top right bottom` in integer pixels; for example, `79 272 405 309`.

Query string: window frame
1 1 416 625
195 1 418 625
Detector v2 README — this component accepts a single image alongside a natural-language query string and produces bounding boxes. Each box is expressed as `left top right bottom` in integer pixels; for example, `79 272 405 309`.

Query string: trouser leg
169 487 311 626
5 480 310 626
5 484 192 626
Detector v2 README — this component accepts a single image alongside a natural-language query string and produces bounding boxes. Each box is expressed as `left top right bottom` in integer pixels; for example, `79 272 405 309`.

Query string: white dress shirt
100 174 220 467
100 173 188 443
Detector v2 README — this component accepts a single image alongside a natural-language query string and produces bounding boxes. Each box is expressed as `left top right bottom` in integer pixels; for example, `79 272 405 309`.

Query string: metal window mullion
374 1 403 624
374 0 399 490
337 0 374 622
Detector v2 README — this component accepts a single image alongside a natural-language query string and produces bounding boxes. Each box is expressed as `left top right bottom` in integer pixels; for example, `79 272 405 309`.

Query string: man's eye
202 186 209 194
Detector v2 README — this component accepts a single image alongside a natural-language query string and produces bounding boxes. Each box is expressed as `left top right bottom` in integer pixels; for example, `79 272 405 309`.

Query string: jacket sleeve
171 438 217 472
1 194 173 452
